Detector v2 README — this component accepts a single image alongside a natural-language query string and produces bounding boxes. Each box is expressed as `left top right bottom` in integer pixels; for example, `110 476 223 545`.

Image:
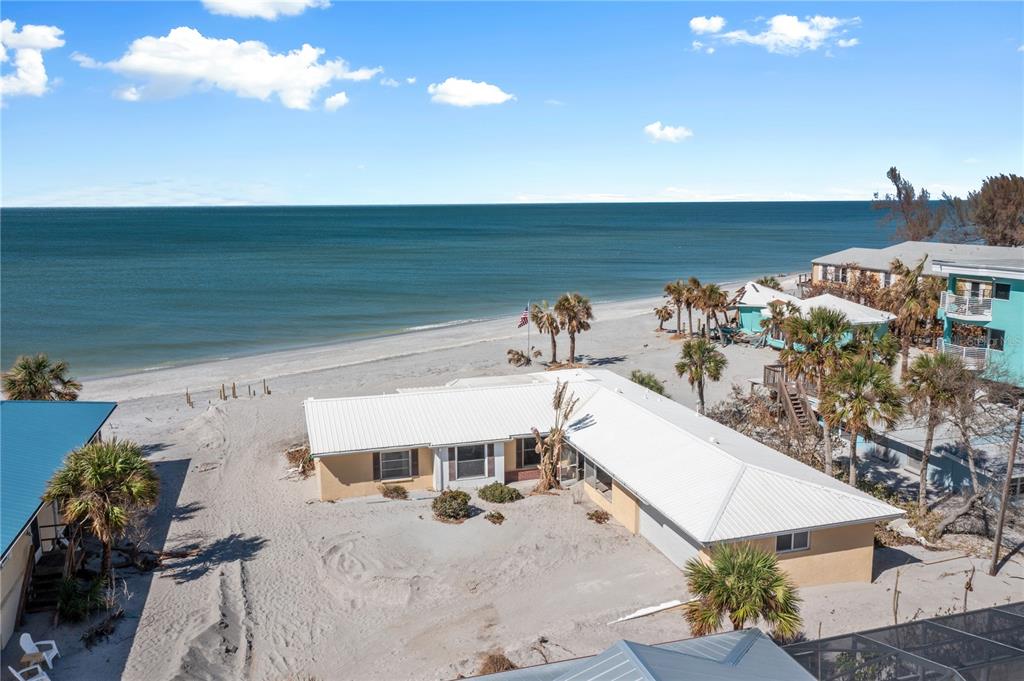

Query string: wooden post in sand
219 384 226 400
185 388 193 408
231 382 237 399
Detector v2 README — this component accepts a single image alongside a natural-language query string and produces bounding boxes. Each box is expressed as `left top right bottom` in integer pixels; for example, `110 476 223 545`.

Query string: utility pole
989 398 1023 576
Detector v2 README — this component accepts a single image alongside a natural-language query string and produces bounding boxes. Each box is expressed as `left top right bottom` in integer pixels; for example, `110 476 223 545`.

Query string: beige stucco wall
1 531 32 648
700 522 876 587
504 438 533 472
316 448 435 500
584 480 640 534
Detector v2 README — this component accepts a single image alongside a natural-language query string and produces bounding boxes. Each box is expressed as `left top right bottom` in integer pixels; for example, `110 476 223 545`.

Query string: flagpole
526 300 531 360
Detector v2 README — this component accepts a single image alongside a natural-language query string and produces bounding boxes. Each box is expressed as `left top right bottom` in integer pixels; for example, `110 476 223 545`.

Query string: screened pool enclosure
785 602 1024 680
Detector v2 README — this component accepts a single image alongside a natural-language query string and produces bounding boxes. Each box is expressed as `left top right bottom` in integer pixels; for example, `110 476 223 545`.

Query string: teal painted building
933 257 1024 386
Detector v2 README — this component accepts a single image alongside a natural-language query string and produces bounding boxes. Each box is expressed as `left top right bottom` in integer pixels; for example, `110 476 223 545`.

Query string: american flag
517 307 529 328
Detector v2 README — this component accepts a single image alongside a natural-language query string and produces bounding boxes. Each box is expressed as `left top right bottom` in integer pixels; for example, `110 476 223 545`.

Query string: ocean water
1 203 894 377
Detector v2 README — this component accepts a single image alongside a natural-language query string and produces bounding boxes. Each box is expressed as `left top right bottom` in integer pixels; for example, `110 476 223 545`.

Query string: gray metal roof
812 241 1022 271
475 629 815 680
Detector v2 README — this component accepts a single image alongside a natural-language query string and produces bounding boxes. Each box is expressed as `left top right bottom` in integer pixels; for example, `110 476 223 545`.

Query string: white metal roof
798 293 895 326
812 240 1022 271
732 282 802 308
303 369 902 542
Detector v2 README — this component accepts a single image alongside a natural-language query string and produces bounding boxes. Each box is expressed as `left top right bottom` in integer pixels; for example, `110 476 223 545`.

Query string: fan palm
759 300 800 348
780 308 851 475
654 304 673 332
555 292 593 365
885 257 943 376
531 381 579 493
664 280 686 335
2 353 82 401
683 543 802 640
904 353 971 513
820 357 904 486
675 338 728 414
755 275 782 290
700 283 729 339
44 439 159 582
682 277 702 337
846 326 900 368
530 301 561 364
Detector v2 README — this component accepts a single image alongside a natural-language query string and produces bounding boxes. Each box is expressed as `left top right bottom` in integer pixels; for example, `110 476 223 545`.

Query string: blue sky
1 1 1021 206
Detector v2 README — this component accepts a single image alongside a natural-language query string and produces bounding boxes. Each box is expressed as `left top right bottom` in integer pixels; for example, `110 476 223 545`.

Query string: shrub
432 489 471 521
58 577 105 622
478 652 517 674
285 444 314 477
485 511 505 525
380 484 408 500
477 482 523 504
629 370 669 397
506 348 531 367
587 509 611 524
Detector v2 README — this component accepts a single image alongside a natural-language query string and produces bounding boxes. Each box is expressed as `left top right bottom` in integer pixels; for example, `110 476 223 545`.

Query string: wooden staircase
782 382 816 434
24 550 66 613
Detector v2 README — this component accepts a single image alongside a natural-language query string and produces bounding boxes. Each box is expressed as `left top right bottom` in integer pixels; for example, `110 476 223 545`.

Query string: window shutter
372 452 381 481
410 450 419 477
487 443 495 477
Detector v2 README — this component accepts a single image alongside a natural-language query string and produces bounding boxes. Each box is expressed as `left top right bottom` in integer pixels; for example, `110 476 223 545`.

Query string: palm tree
44 439 159 582
682 277 702 337
530 301 560 364
847 326 900 368
664 280 686 335
904 353 970 513
780 308 851 475
555 292 593 365
531 381 579 493
3 353 82 401
700 283 729 339
683 543 802 639
675 338 728 414
630 370 669 397
820 357 904 486
756 275 782 290
886 257 943 376
654 304 673 332
760 300 800 347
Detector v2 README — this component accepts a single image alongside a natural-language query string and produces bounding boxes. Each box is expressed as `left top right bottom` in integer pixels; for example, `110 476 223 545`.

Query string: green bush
58 577 104 622
477 482 523 504
432 489 471 521
380 483 408 500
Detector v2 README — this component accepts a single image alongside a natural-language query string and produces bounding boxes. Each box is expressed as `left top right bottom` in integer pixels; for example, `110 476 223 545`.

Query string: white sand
5 277 1022 681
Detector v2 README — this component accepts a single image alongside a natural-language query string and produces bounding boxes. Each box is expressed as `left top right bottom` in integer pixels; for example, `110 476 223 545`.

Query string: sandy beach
5 276 1022 681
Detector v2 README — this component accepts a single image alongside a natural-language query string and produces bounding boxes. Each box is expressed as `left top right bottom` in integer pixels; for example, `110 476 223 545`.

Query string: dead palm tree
3 353 82 400
664 280 686 335
683 543 802 639
780 307 851 475
820 357 904 486
530 301 560 364
885 257 943 376
654 304 673 332
675 338 728 414
682 277 702 337
555 292 593 365
44 439 159 582
904 353 971 513
531 381 579 493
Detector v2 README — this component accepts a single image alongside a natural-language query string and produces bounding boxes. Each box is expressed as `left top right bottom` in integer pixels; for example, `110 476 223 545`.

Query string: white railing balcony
937 339 989 370
941 291 993 320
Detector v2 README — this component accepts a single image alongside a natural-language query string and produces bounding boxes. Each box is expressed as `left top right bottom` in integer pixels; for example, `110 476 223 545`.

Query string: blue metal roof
1 400 116 558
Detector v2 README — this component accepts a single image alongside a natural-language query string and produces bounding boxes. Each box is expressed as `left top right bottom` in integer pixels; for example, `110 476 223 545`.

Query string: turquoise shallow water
1 203 893 377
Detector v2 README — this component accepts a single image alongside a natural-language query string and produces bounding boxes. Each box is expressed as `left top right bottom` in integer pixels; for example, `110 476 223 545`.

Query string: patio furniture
7 665 50 681
17 634 59 670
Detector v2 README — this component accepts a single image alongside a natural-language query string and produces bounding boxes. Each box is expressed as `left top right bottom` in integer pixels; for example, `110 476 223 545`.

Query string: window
584 460 613 497
516 436 542 468
455 444 486 479
839 268 849 284
882 272 892 288
994 283 1011 300
775 531 810 553
988 328 1005 352
380 451 412 480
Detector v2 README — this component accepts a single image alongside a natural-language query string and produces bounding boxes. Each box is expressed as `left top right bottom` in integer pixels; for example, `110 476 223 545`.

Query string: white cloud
643 121 693 143
720 15 860 55
836 38 859 48
380 77 400 87
427 77 514 107
323 91 348 111
1018 44 1024 52
202 0 330 20
544 98 565 106
691 40 715 55
689 16 726 34
0 19 65 99
706 47 715 55
405 76 416 84
115 85 141 102
73 27 381 110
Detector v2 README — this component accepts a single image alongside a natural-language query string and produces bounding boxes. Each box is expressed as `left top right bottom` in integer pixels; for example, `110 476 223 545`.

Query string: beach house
806 241 1021 291
933 256 1024 387
731 281 894 349
303 369 903 587
0 400 116 647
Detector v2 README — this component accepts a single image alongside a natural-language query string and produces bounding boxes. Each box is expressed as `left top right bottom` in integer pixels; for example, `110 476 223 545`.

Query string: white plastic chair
18 634 59 669
7 665 50 681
